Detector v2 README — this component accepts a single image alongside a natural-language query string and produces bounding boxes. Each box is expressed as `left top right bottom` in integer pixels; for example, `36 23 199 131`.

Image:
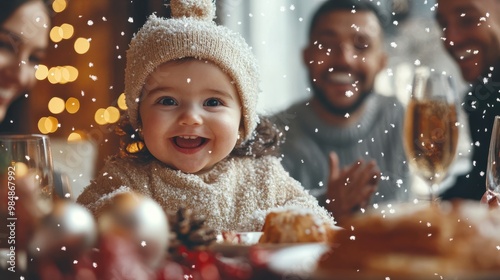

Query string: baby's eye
157 97 177 106
204 98 223 107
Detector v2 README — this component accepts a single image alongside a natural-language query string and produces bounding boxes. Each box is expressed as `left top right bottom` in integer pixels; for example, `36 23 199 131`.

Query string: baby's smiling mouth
173 136 207 149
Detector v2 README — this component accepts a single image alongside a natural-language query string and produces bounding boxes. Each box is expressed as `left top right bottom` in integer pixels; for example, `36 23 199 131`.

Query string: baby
77 0 334 232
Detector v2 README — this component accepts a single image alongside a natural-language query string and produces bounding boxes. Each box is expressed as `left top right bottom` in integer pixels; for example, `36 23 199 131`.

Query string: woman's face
0 0 49 122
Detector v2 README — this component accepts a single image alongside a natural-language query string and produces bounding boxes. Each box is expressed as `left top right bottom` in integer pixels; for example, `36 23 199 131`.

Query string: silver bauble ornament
29 199 97 259
98 192 169 268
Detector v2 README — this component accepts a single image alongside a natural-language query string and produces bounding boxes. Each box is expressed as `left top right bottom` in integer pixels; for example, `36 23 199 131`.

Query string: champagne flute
0 134 54 254
403 66 459 202
486 116 500 201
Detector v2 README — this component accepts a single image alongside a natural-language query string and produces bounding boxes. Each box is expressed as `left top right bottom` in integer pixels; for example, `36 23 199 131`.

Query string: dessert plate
269 246 500 280
311 270 500 280
216 231 263 245
211 231 327 258
266 242 329 278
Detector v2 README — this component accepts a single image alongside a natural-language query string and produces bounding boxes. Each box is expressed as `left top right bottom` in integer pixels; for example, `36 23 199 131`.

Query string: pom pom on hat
125 0 260 142
170 0 216 21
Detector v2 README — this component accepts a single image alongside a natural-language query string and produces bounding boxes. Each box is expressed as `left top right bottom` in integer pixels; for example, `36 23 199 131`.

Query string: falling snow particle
88 20 94 26
128 17 134 23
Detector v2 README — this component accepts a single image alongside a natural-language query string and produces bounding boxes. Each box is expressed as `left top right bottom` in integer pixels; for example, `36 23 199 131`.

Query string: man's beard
311 84 372 117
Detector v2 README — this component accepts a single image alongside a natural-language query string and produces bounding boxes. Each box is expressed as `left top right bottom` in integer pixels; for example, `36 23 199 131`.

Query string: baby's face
139 59 242 174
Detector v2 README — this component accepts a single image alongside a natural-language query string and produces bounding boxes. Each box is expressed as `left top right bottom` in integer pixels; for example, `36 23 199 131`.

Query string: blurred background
3 0 469 197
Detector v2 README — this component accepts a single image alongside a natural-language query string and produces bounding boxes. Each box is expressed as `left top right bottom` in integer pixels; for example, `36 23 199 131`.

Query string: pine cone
167 207 217 253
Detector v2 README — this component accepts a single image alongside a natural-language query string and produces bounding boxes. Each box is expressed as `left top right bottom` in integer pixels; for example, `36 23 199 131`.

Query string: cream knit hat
125 0 260 141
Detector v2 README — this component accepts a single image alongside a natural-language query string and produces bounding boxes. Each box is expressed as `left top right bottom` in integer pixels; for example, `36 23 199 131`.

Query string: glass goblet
0 134 55 250
486 116 500 201
403 66 460 202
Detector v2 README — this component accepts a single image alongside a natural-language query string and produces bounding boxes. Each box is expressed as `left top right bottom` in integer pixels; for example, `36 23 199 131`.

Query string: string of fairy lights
34 0 127 141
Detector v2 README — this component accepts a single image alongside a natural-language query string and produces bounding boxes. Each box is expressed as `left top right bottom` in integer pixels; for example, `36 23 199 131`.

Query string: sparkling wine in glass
486 116 500 201
0 134 55 251
403 67 459 202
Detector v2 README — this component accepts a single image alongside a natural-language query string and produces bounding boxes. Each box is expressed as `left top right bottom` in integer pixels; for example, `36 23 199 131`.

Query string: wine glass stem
430 183 439 203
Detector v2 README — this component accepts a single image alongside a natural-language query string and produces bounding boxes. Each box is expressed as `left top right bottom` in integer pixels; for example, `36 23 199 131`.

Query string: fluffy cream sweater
77 155 335 232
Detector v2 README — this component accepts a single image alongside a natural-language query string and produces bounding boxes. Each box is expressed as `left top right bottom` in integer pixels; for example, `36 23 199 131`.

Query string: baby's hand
325 152 379 224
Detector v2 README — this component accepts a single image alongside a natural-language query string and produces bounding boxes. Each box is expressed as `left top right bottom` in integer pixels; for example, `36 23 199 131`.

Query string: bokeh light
14 162 28 177
47 116 59 133
94 108 107 125
68 132 83 141
60 23 74 39
49 23 73 43
38 116 59 134
38 118 49 134
126 142 144 154
49 26 63 43
59 67 70 84
52 0 67 13
66 66 79 82
104 106 120 124
44 66 78 84
74 37 90 54
47 67 61 84
118 93 127 110
48 97 65 114
66 97 80 114
94 106 121 125
35 64 49 80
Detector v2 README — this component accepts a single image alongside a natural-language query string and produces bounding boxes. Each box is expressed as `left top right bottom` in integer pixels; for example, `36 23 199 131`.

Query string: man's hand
325 152 380 224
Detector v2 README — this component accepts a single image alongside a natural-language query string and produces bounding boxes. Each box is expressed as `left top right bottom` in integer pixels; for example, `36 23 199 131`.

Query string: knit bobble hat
125 0 260 141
